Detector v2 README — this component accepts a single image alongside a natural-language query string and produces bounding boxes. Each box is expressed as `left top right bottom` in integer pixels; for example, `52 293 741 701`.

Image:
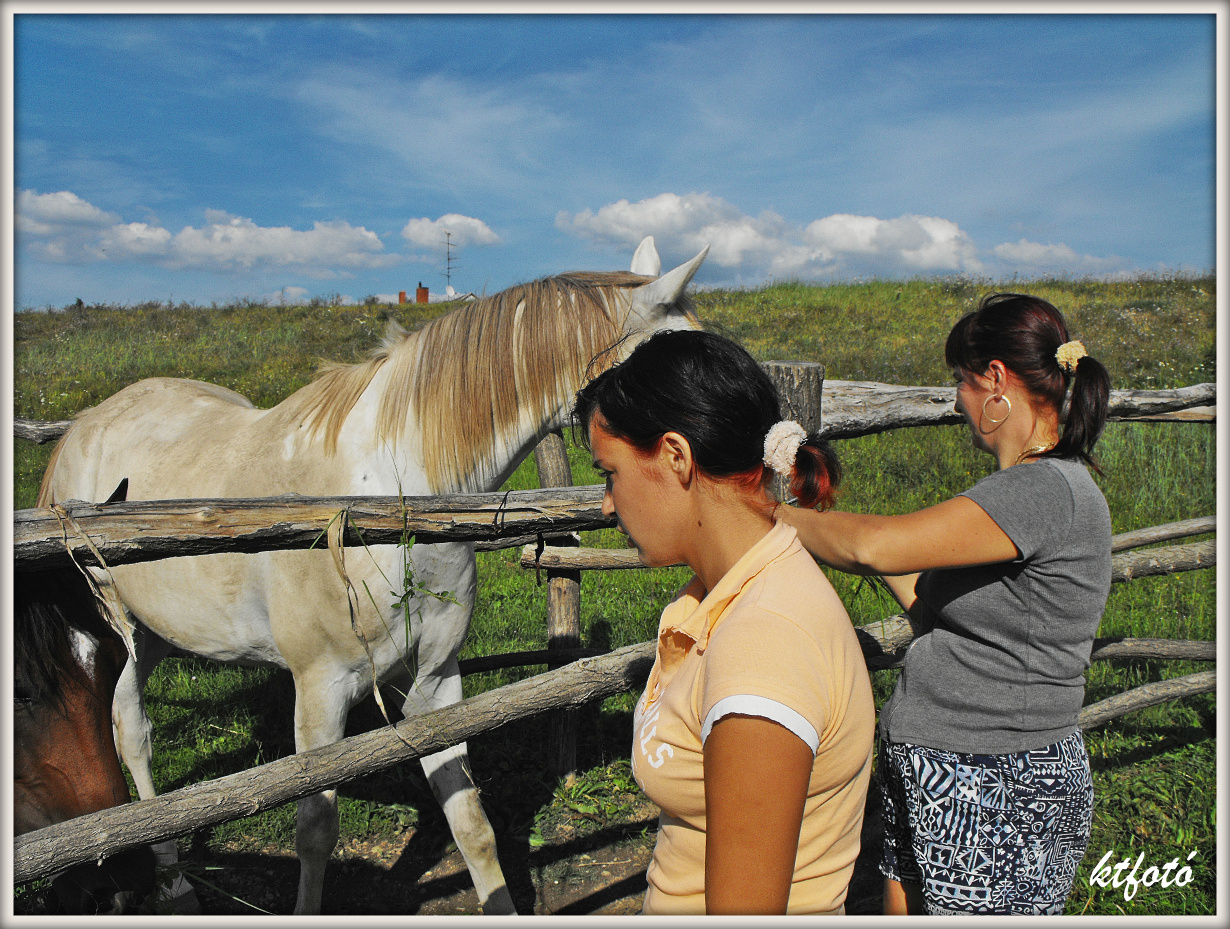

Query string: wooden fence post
533 429 581 784
763 361 825 502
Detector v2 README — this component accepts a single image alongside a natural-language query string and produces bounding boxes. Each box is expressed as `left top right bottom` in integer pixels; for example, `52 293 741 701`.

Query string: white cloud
557 193 792 270
803 214 981 273
559 193 736 243
992 239 1120 273
167 212 393 271
17 189 126 261
558 193 987 279
559 193 1132 280
15 189 120 235
97 222 174 258
401 214 501 249
16 190 401 275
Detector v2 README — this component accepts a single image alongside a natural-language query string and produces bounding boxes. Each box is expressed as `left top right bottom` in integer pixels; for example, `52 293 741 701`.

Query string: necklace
1014 444 1053 466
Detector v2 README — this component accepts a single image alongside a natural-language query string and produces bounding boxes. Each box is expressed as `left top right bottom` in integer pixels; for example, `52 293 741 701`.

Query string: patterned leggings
879 730 1094 915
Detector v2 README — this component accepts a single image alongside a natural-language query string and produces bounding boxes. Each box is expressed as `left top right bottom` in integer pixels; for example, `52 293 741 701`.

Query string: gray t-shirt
878 456 1112 754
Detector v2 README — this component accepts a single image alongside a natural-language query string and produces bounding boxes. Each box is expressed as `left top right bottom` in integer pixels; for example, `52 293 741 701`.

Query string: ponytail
790 436 841 510
1050 354 1110 472
761 421 841 510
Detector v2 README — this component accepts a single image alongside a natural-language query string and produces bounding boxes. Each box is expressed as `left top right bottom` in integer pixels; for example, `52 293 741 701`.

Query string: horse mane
285 270 693 490
13 569 114 712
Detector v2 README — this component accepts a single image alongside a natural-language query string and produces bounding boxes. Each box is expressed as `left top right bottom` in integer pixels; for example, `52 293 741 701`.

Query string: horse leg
111 626 171 800
110 624 199 914
401 660 516 914
290 667 355 915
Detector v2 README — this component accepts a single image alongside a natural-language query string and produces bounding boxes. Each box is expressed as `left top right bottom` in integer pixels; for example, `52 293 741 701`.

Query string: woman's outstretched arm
776 495 1019 577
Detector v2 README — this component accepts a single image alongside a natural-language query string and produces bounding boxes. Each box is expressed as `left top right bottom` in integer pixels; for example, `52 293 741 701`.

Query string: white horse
39 237 708 914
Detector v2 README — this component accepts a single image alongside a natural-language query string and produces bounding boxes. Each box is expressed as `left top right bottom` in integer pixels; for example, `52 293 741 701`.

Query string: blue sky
9 8 1220 309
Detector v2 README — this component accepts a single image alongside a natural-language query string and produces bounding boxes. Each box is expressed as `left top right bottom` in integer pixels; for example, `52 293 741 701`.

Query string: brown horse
13 560 158 914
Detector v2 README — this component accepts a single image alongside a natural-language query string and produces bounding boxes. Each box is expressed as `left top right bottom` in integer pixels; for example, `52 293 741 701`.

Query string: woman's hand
704 714 813 914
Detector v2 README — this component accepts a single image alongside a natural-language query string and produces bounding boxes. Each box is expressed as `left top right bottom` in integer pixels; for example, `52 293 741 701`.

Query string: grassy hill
12 275 1216 914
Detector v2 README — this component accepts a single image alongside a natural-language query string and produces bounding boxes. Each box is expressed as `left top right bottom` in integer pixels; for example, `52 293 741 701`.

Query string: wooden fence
11 371 1217 885
10 378 1216 448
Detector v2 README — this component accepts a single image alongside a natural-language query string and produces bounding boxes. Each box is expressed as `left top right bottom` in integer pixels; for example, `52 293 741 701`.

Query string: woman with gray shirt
777 293 1112 915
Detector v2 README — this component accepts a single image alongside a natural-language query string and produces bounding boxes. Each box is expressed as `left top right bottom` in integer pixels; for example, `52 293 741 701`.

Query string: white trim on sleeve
701 695 819 754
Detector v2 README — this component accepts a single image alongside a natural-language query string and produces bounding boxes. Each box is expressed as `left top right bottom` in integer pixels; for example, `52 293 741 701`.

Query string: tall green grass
11 276 1216 914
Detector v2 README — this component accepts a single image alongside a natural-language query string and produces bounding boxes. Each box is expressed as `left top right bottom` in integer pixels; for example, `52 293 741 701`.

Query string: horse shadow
152 658 298 793
151 632 892 915
375 705 606 912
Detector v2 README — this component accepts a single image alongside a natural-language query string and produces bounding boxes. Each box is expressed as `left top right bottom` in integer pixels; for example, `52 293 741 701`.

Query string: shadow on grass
1088 724 1214 771
148 659 895 915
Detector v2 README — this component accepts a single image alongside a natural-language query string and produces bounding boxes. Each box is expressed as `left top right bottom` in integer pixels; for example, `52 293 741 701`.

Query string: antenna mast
444 231 457 292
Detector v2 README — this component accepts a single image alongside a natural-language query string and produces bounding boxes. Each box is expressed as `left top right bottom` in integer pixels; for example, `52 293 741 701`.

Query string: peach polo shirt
631 521 875 915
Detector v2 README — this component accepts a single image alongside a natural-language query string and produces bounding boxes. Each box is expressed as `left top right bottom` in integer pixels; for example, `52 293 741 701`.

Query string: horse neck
366 344 578 496
469 402 574 494
354 284 627 495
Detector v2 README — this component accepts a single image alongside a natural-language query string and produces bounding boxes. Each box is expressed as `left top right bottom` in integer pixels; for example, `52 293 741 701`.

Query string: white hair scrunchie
763 420 808 476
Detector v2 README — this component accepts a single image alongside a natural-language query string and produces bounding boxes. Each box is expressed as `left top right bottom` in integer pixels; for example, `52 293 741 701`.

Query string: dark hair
573 329 840 509
945 293 1110 470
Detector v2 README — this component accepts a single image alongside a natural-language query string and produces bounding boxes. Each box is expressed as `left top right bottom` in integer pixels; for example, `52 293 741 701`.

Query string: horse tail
36 435 67 509
35 420 75 507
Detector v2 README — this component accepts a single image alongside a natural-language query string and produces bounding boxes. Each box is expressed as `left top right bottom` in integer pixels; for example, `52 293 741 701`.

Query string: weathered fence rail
11 380 1215 447
818 380 1215 440
458 633 1218 680
13 626 1216 885
1108 516 1216 552
13 417 72 444
15 493 1215 577
517 518 1216 575
13 487 612 572
529 539 1218 579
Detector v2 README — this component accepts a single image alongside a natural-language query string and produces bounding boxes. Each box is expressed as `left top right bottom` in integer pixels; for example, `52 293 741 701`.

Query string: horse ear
634 244 709 308
630 236 661 277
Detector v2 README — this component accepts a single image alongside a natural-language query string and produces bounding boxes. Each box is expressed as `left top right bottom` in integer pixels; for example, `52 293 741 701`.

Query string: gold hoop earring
981 394 1011 425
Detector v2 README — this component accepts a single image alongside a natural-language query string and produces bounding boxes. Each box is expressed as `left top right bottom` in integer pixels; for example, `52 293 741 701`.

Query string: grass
11 275 1216 915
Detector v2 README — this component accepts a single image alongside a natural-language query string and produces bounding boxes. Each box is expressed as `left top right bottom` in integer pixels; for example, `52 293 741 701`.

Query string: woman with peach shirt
574 329 874 915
